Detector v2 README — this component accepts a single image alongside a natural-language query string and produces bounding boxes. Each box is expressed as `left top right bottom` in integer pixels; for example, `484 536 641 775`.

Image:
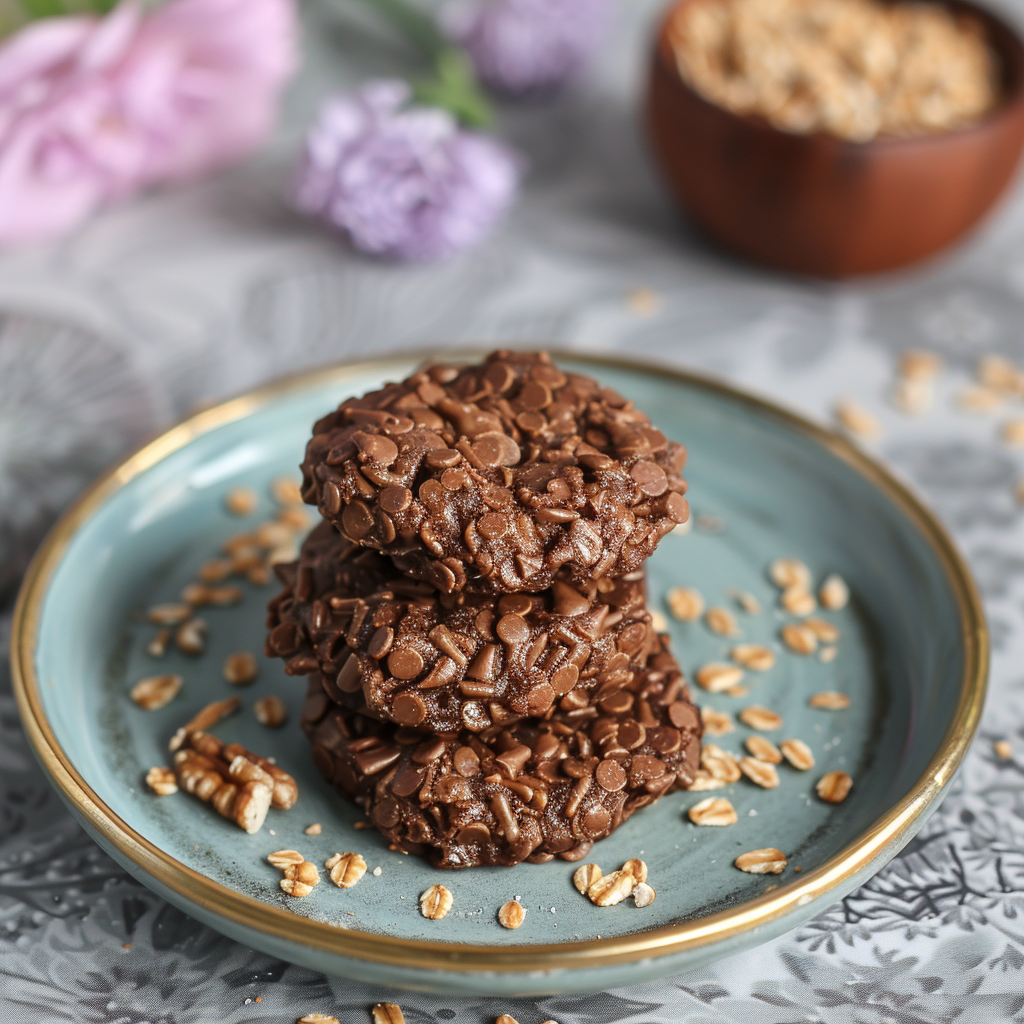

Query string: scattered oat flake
957 385 1003 412
1016 480 1024 506
745 735 782 763
685 768 725 791
731 589 761 614
146 628 171 658
147 602 192 625
780 739 815 771
224 652 258 686
420 883 453 919
666 586 705 622
371 1003 405 1024
495 1016 520 1024
498 900 525 929
1002 419 1024 446
725 684 749 697
781 622 818 655
804 617 840 643
892 377 932 416
304 823 322 835
622 858 648 884
267 849 305 869
994 740 1013 760
649 608 668 632
835 400 880 439
272 476 304 506
688 796 738 826
739 705 782 730
899 350 943 382
769 557 811 591
817 770 853 803
780 586 816 616
705 606 739 636
735 848 787 874
819 573 849 610
297 1016 340 1024
326 852 367 889
373 866 382 876
696 663 745 692
701 744 742 783
130 674 183 710
626 287 661 316
573 863 602 894
818 646 838 663
731 643 775 671
739 756 780 788
225 486 259 516
978 354 1024 393
145 766 178 795
701 706 734 736
255 695 288 728
632 881 656 908
587 870 634 907
809 691 851 710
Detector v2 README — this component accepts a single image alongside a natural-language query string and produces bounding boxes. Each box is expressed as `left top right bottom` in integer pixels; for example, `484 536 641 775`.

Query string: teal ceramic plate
12 353 987 996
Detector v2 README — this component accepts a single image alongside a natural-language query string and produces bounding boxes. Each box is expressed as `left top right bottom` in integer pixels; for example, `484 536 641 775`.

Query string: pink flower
0 0 296 246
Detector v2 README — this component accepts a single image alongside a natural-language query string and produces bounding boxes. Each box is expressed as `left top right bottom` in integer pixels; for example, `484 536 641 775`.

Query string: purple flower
291 80 519 261
441 0 611 97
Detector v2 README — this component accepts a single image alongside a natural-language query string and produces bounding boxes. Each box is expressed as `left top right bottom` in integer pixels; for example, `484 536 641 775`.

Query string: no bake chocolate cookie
267 521 658 733
299 351 689 594
300 636 702 867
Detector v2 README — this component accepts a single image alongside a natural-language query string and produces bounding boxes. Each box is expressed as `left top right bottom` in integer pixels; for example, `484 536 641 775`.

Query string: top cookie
300 350 689 594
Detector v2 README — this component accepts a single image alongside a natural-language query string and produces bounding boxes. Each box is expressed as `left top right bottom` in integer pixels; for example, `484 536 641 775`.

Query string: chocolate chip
456 822 491 843
391 763 426 797
519 381 552 410
441 467 468 490
388 648 424 680
357 433 399 466
425 448 462 469
550 664 579 695
322 480 343 515
374 796 401 829
581 804 611 835
379 484 412 514
454 745 481 777
342 501 374 539
663 492 689 523
551 581 590 617
619 720 646 749
484 361 515 393
526 683 555 714
392 692 427 726
630 460 669 496
477 513 509 539
367 626 394 659
668 701 700 730
595 759 627 791
472 432 521 467
496 613 530 645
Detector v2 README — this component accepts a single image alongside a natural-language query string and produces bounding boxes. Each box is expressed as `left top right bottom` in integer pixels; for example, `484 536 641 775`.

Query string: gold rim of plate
10 350 989 975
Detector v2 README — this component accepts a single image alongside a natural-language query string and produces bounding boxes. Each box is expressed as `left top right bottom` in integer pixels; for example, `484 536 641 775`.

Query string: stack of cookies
266 351 703 868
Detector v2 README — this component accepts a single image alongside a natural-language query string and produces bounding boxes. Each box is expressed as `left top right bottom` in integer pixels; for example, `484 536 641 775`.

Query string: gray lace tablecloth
5 0 1024 1019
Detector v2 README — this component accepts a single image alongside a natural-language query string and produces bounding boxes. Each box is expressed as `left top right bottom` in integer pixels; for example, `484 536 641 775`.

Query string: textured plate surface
12 353 986 995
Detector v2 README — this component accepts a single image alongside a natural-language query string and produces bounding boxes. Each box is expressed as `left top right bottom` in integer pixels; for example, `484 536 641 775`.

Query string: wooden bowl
645 0 1024 276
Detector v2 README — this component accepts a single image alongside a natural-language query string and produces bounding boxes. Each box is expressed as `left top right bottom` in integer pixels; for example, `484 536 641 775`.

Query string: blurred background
4 0 1024 1018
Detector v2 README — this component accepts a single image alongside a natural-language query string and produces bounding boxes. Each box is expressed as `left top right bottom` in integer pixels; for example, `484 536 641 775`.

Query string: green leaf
349 0 493 127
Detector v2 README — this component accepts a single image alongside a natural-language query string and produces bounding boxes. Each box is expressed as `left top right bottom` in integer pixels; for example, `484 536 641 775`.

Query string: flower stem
349 0 492 127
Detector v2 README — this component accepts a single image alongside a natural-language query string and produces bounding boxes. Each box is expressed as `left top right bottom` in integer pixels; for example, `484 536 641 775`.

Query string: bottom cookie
301 636 702 868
